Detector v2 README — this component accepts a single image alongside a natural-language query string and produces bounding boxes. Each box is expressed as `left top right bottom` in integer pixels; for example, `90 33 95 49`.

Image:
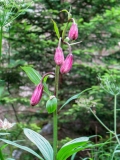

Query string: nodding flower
54 47 64 66
30 83 43 106
68 23 78 40
60 53 73 74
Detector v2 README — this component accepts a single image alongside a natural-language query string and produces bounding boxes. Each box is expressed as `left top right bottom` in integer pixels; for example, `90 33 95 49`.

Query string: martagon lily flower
68 22 78 40
30 83 43 106
54 47 64 66
60 53 73 74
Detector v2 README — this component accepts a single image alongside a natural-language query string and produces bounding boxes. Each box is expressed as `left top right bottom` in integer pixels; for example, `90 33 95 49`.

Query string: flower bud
30 83 43 106
54 47 64 65
68 23 78 40
60 53 73 74
46 96 57 113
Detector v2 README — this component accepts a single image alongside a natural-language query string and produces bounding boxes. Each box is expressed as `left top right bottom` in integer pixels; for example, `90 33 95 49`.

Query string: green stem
53 109 57 160
0 148 4 160
114 95 120 144
114 95 117 134
89 107 113 135
62 22 69 40
110 131 112 148
0 26 3 58
53 65 59 160
5 131 13 157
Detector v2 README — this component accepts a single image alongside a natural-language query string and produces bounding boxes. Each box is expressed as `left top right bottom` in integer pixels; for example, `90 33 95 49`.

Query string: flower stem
53 65 59 160
89 107 113 134
114 95 117 134
0 26 3 58
114 95 120 144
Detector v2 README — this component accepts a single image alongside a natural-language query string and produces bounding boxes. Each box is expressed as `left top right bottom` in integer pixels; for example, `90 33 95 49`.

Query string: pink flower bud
54 47 64 65
60 53 73 74
30 83 43 106
68 23 78 40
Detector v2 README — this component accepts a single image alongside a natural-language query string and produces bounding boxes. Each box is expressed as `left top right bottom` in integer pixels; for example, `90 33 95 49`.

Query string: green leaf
60 9 69 14
0 138 43 160
21 66 41 85
6 158 15 160
60 88 91 110
0 133 10 136
51 19 60 39
57 137 89 160
1 143 8 150
8 59 26 68
114 150 120 153
60 9 71 19
43 75 51 96
24 128 53 160
70 152 77 160
43 82 51 96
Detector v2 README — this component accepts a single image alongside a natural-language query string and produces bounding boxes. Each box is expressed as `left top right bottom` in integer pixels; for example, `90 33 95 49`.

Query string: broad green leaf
0 138 43 160
57 137 89 160
60 88 91 110
63 137 89 147
21 66 41 85
8 59 26 68
51 19 60 39
24 128 53 160
70 152 77 160
0 133 10 136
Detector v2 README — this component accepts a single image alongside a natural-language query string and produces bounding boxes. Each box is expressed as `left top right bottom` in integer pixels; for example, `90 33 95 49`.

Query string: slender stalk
89 107 113 134
53 65 60 160
5 132 13 157
62 22 68 40
110 131 112 148
114 95 120 144
0 26 3 58
114 95 117 134
11 104 20 122
0 148 4 160
53 109 58 160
